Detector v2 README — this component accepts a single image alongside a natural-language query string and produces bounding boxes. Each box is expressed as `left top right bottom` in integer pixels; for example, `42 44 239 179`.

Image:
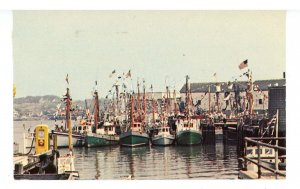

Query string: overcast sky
13 10 285 100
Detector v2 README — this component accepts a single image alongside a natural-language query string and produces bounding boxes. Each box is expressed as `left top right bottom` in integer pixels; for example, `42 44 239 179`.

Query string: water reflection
151 146 173 177
119 146 150 179
95 150 100 179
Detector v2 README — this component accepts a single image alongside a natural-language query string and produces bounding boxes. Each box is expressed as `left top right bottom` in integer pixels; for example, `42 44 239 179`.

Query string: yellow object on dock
35 124 49 154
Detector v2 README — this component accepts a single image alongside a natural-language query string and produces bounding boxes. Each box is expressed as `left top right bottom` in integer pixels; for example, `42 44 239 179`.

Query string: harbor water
14 120 239 180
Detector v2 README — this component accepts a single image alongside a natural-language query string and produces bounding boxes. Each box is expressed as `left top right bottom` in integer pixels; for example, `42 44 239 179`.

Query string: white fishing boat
150 85 175 146
152 126 175 146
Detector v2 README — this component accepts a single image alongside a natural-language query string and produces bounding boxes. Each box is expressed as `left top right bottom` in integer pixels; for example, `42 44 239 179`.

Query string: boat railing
242 137 286 179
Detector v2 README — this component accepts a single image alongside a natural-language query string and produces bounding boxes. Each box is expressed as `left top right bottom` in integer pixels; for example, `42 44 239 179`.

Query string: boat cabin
131 122 143 132
104 125 115 135
176 118 199 131
155 126 172 136
96 122 116 135
73 124 92 134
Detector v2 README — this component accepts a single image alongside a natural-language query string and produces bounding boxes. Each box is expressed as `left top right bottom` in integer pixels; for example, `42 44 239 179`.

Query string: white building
179 79 286 113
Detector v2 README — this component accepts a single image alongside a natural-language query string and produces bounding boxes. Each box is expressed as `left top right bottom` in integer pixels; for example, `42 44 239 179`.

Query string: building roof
179 79 286 93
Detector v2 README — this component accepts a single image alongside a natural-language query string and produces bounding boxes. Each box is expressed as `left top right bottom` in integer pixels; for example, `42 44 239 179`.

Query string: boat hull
176 130 202 145
55 132 85 147
26 132 84 148
120 131 149 147
85 134 119 147
152 135 175 146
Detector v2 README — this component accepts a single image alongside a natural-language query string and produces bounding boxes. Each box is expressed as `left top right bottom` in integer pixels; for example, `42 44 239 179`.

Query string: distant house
179 79 286 112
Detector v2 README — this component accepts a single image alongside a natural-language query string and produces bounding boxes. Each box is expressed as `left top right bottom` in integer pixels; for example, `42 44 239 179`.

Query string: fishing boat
176 76 203 145
151 89 175 146
52 131 85 147
85 82 119 147
85 121 119 147
120 122 149 147
152 125 175 146
120 95 149 147
176 116 202 145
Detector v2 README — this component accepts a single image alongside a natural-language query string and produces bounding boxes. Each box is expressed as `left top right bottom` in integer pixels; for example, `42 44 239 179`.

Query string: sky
13 10 286 100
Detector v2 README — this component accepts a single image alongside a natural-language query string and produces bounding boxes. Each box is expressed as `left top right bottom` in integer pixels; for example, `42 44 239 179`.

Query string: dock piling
257 144 261 178
15 163 24 174
244 140 248 170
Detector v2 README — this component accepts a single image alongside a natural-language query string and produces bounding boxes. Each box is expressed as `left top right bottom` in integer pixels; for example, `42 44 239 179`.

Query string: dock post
53 134 58 150
244 140 248 170
275 147 279 179
14 163 23 174
257 144 261 179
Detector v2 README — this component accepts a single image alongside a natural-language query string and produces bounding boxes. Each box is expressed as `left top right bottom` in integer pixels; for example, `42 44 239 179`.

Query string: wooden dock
238 136 286 180
239 170 286 179
14 150 79 180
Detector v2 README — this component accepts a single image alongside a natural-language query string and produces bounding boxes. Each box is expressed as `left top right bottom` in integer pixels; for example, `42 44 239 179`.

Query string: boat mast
248 70 254 115
94 82 99 130
208 85 211 114
137 80 141 112
162 97 166 127
65 87 73 152
115 83 120 115
150 85 155 124
216 83 220 113
104 96 108 120
130 95 134 128
84 99 89 121
166 86 169 115
123 90 128 121
109 92 116 116
143 80 146 119
169 87 171 115
185 75 190 119
173 89 178 116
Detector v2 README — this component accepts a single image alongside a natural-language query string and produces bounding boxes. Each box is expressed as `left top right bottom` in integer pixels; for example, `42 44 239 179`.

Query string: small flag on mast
125 70 131 78
244 72 250 78
65 74 69 84
109 70 116 78
239 59 248 70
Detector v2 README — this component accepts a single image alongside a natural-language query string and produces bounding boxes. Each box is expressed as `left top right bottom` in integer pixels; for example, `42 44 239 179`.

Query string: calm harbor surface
14 120 239 180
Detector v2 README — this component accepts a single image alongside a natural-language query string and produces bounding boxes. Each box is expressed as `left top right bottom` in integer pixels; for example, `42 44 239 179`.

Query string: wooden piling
53 134 58 150
257 144 261 178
